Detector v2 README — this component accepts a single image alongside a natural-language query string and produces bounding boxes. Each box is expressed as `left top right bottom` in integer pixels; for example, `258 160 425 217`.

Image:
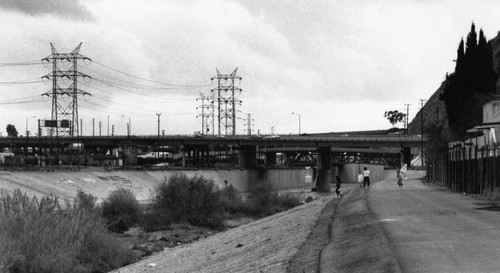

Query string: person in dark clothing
335 175 342 196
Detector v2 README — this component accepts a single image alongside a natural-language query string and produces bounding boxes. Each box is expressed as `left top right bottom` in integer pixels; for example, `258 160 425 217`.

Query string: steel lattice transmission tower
196 91 215 135
41 43 91 137
211 68 242 136
244 113 254 135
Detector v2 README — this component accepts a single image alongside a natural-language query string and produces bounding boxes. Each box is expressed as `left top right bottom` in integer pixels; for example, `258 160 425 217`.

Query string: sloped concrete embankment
318 185 401 273
112 193 338 273
0 168 311 202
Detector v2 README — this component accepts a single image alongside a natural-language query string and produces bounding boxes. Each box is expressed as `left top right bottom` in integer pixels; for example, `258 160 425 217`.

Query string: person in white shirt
357 171 363 188
363 166 371 187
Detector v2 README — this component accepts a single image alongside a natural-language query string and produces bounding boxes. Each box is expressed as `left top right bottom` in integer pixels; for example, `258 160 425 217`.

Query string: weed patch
0 189 135 273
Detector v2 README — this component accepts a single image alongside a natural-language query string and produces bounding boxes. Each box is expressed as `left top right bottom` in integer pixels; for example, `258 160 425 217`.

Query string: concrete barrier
0 167 313 203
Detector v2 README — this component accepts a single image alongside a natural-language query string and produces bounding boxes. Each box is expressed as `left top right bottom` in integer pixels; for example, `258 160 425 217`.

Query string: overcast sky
1 0 500 136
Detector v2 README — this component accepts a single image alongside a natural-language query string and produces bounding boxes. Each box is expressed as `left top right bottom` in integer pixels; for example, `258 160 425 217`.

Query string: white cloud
2 0 500 136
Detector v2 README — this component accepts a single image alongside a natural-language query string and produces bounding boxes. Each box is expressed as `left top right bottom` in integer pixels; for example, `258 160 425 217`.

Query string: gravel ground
112 185 357 273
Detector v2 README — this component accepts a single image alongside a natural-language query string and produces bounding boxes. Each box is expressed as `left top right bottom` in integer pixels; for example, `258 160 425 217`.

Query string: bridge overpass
0 134 424 147
0 134 426 192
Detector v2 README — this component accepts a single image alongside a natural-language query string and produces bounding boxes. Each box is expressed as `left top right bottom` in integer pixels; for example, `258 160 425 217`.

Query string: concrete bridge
0 134 426 192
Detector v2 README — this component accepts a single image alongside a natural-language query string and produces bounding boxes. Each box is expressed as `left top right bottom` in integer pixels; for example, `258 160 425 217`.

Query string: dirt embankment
112 191 344 273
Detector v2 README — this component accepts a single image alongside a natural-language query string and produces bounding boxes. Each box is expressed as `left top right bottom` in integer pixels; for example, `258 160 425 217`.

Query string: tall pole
292 112 301 134
156 113 161 159
404 103 411 134
26 116 35 137
156 113 161 138
420 99 426 167
38 119 42 137
107 115 110 137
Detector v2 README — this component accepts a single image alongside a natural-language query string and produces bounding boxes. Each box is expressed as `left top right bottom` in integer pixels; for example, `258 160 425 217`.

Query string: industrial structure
41 43 91 137
210 68 242 136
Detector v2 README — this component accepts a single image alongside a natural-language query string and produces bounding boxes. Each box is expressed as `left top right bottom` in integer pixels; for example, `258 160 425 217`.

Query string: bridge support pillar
239 145 257 169
180 145 186 167
315 146 331 192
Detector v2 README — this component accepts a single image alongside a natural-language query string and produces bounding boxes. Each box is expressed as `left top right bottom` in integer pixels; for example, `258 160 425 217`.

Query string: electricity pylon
42 43 91 137
211 68 242 135
244 113 254 135
196 91 215 135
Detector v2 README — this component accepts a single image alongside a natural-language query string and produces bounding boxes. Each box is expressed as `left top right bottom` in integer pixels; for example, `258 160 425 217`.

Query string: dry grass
0 189 135 273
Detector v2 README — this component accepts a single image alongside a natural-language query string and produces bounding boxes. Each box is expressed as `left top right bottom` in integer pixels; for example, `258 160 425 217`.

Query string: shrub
101 187 140 228
154 174 224 228
139 208 171 232
246 182 281 216
0 189 135 273
220 184 245 214
278 192 303 209
245 183 303 216
74 189 97 211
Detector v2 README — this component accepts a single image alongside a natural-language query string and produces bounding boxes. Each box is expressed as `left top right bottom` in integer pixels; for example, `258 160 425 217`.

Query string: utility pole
98 121 102 136
107 115 110 137
92 118 95 136
292 112 301 134
404 103 411 134
41 43 91 137
156 113 161 138
38 119 42 137
156 113 161 159
112 125 115 136
211 68 242 135
420 99 426 167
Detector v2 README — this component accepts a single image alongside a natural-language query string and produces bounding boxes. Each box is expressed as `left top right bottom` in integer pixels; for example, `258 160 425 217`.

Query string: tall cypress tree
455 38 465 74
440 23 497 140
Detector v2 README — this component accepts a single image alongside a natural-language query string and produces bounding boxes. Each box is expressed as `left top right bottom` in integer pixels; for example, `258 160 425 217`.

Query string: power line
92 60 211 88
79 65 212 90
0 99 41 105
0 60 42 66
88 78 200 100
0 79 44 85
81 81 193 103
